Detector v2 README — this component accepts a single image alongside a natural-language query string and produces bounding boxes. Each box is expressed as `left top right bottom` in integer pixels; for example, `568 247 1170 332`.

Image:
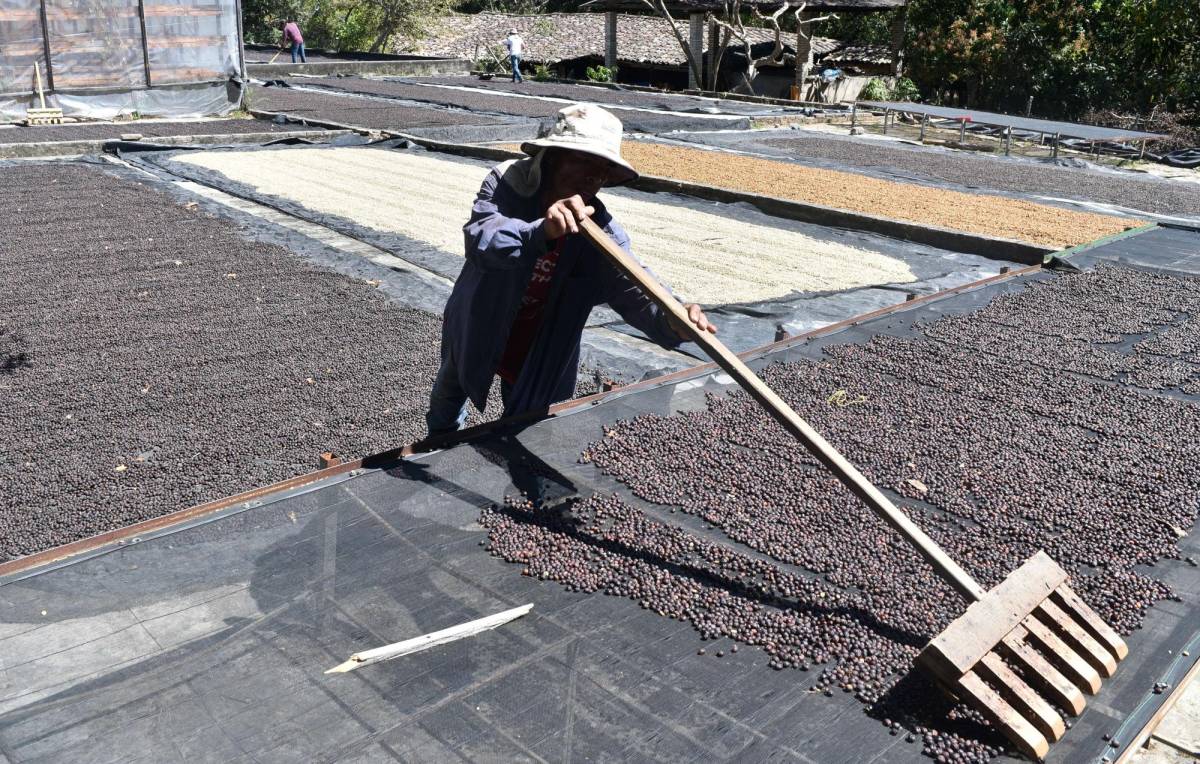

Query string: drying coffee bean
487 264 1200 764
0 162 615 562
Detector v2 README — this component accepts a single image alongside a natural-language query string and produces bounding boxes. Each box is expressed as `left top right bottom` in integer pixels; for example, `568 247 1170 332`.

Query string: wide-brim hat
520 103 639 187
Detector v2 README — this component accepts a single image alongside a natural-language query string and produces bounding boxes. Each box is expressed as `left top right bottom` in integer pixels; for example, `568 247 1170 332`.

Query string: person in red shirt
426 104 716 437
280 19 305 63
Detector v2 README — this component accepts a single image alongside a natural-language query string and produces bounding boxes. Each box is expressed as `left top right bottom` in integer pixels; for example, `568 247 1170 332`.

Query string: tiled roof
406 12 839 67
822 43 893 64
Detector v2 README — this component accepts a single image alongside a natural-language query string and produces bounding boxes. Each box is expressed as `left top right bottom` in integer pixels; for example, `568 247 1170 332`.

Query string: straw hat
520 103 639 186
508 28 519 35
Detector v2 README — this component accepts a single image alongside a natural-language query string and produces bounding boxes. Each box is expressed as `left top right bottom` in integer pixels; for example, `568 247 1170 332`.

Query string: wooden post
37 0 54 93
850 102 857 128
882 108 890 134
1004 125 1012 156
958 119 966 143
233 0 247 83
687 12 704 90
707 16 719 91
604 11 617 70
1138 140 1146 160
889 9 906 77
1051 132 1060 158
136 0 152 87
918 113 928 142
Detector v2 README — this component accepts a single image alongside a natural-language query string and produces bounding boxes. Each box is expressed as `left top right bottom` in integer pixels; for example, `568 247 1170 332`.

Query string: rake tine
1035 599 1118 677
1052 585 1128 661
1022 615 1102 694
1000 629 1086 716
977 652 1066 743
957 669 1050 761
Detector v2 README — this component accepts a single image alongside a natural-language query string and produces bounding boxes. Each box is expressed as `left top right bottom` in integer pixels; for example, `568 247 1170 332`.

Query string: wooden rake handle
580 216 987 602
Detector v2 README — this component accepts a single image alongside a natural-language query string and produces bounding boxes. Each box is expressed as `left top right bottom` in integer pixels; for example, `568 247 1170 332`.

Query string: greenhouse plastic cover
0 0 239 119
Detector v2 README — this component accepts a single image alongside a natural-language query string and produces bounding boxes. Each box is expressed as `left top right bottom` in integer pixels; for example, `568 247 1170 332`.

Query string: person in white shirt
504 29 524 83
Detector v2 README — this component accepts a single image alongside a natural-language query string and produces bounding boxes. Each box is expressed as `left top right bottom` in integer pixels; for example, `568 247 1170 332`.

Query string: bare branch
651 0 840 95
637 0 704 87
792 2 837 40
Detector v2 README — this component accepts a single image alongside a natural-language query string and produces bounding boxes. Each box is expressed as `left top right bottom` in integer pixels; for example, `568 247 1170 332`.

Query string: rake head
25 107 63 125
917 551 1129 760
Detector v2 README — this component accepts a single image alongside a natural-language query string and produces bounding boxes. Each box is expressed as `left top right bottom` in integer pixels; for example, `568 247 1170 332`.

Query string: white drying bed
174 147 917 306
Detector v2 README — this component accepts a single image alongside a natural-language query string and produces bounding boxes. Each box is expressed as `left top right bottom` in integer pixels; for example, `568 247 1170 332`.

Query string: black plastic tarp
2 225 1197 764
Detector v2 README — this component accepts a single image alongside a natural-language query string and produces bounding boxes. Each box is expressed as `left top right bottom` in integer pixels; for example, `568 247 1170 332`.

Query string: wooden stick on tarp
325 603 534 674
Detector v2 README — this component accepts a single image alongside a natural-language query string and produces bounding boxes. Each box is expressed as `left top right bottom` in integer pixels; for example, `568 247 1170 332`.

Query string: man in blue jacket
425 103 715 437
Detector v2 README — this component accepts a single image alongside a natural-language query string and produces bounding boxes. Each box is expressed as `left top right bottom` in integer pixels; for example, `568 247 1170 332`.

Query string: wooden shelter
582 0 907 90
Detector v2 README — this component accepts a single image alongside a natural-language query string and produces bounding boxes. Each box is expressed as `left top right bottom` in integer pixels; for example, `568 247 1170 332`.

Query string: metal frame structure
855 100 1168 159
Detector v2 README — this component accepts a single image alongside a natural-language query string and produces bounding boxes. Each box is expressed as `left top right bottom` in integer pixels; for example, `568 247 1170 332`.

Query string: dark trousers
425 352 514 437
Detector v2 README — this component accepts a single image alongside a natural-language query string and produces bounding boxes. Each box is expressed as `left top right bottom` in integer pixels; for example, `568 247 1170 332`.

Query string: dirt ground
612 140 1142 248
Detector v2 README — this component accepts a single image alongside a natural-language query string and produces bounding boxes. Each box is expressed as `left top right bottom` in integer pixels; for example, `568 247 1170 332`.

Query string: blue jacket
443 157 682 416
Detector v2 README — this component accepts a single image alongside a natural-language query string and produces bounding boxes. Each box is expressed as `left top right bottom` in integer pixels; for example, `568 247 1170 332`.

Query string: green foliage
823 8 896 46
241 0 453 52
532 63 554 82
476 48 509 74
585 64 617 83
902 0 1198 122
891 77 919 102
859 78 889 101
857 77 918 102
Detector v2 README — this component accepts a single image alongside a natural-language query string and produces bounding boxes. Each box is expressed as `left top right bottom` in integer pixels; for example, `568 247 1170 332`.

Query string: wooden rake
580 217 1129 759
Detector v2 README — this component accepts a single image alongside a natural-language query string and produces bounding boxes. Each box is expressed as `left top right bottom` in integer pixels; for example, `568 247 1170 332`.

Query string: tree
636 0 705 87
902 0 1198 122
710 1 835 92
635 0 834 92
1083 0 1199 115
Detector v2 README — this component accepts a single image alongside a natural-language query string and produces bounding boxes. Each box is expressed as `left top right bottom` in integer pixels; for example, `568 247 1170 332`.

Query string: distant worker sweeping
425 103 716 437
503 29 524 83
280 19 305 63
